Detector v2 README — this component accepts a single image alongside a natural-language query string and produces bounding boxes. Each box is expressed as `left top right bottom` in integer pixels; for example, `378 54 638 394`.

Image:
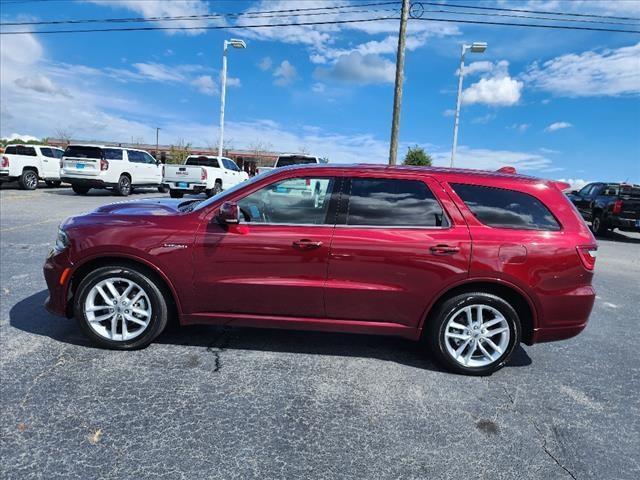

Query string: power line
427 1 640 22
0 1 400 26
413 16 640 34
0 16 399 35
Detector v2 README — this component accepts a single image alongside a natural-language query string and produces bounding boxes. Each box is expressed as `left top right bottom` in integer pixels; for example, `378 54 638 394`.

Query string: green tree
403 145 432 166
168 139 191 164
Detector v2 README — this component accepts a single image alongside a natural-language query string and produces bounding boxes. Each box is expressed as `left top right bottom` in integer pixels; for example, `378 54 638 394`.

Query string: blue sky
1 0 639 185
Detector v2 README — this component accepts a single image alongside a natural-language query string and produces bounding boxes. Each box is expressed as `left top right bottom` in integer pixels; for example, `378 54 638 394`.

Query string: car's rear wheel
426 292 520 375
72 185 90 195
18 170 38 190
45 180 62 188
212 180 222 195
591 213 608 236
74 266 168 349
158 185 169 194
169 189 184 199
115 175 131 196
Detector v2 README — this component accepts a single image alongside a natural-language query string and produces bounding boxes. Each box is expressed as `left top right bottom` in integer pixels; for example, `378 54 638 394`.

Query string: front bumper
43 250 73 317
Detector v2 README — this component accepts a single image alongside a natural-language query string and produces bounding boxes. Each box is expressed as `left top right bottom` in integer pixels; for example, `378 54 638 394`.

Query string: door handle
430 244 460 255
292 239 323 250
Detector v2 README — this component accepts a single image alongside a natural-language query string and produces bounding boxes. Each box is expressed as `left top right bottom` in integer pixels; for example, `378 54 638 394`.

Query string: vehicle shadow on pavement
11 291 532 372
41 188 162 197
596 230 640 244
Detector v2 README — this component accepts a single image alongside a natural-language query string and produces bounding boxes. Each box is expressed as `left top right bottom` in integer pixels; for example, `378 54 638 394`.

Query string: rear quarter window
4 146 17 154
452 183 561 231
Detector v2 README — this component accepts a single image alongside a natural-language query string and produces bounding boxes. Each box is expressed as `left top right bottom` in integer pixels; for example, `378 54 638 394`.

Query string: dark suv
568 182 640 235
44 165 597 375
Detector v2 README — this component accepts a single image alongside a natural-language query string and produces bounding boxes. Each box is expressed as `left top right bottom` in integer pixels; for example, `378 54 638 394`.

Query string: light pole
450 41 487 167
218 38 246 159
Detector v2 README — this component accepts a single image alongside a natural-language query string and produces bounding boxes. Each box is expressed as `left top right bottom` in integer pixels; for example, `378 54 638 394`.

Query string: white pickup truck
0 144 64 190
256 154 321 176
163 155 248 198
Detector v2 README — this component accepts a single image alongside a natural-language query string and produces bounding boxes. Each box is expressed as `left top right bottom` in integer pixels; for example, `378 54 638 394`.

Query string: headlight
54 228 70 253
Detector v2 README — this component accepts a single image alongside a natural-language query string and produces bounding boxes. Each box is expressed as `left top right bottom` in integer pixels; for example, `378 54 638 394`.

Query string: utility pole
388 0 410 166
155 127 161 160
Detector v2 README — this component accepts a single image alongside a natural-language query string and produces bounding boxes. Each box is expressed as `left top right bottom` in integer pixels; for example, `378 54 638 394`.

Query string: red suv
44 165 597 375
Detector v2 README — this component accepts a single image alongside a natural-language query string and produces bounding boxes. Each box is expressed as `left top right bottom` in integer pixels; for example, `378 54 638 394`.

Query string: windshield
192 169 279 211
276 156 317 167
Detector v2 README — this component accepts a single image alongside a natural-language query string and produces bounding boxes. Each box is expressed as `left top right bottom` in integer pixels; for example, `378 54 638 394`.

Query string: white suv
1 144 64 190
61 145 164 196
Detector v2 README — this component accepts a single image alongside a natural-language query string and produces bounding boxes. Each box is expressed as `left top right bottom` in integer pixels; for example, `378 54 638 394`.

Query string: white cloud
14 74 72 97
2 133 40 142
87 0 220 35
508 123 531 133
557 178 589 190
442 109 455 117
315 52 395 85
273 60 297 86
191 75 218 95
524 43 640 97
312 82 326 93
545 122 572 132
471 113 496 125
462 76 523 106
132 62 187 82
258 56 273 71
431 146 553 172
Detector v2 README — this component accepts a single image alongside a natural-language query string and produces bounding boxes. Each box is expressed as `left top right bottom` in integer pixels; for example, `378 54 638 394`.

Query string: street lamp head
228 38 246 49
469 42 488 53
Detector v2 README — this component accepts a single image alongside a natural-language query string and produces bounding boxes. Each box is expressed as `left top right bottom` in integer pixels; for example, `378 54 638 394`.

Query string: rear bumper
0 171 16 182
61 177 116 188
164 181 207 192
609 216 640 232
531 285 595 344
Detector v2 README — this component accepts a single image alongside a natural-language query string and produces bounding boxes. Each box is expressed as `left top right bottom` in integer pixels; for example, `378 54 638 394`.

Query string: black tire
74 265 169 350
115 174 132 196
425 292 521 376
169 189 184 199
18 170 38 190
45 180 62 188
591 213 608 236
72 185 90 195
212 181 222 195
158 185 169 194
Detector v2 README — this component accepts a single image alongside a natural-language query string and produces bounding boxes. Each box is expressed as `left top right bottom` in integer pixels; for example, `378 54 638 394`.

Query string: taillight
576 245 597 271
100 159 109 171
1 156 9 168
612 200 623 214
201 168 207 181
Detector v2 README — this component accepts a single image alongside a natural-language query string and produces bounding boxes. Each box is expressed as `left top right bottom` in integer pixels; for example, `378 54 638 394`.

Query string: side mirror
218 201 240 224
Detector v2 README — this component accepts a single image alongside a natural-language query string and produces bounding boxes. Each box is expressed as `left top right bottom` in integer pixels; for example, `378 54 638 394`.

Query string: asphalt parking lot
1 184 639 480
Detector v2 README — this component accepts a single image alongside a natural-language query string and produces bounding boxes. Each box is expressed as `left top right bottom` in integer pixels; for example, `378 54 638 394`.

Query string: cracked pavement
1 185 639 479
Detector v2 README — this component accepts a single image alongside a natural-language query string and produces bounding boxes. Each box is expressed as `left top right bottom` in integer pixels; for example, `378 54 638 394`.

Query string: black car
567 182 640 235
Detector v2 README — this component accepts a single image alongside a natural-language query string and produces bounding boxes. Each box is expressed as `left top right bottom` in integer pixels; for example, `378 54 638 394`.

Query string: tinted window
52 149 64 159
276 156 317 167
127 150 144 163
64 146 102 159
142 152 156 164
222 158 239 171
238 177 335 225
40 148 54 158
578 184 595 196
16 145 37 156
104 148 123 160
346 178 447 227
186 156 219 168
452 183 560 231
4 146 17 154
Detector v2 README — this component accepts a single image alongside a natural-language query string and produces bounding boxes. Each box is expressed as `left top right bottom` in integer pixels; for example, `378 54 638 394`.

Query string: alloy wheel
84 277 152 341
25 172 38 189
443 304 511 368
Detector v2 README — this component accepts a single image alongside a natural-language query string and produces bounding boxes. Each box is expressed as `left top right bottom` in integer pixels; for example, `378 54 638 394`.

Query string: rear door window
452 183 560 231
344 178 448 227
222 158 240 171
127 150 144 163
104 149 123 160
40 148 54 158
64 146 103 159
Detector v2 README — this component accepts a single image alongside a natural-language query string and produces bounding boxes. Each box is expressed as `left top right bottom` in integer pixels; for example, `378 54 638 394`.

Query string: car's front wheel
426 292 520 375
74 265 168 349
